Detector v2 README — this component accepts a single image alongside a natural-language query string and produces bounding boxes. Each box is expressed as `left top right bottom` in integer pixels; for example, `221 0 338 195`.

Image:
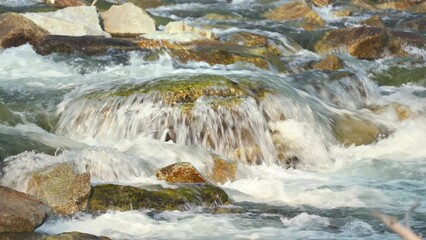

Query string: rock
314 27 387 60
371 66 426 86
0 231 111 239
349 0 377 10
264 1 325 30
225 32 268 47
27 162 91 215
375 1 415 10
332 10 352 17
361 15 384 28
204 13 240 20
88 184 230 212
155 162 207 183
409 1 426 13
386 31 426 57
0 12 49 48
208 156 237 183
100 3 156 37
311 0 332 7
0 186 50 233
313 54 344 71
34 35 139 56
333 114 382 146
369 103 413 121
22 6 109 37
0 102 21 126
398 16 426 32
142 21 214 43
127 0 165 9
46 0 86 8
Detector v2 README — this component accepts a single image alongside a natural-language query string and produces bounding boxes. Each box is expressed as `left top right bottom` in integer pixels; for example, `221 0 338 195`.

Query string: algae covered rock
88 183 230 212
0 12 49 48
371 66 426 86
34 35 139 56
27 162 91 215
0 186 51 233
155 162 207 183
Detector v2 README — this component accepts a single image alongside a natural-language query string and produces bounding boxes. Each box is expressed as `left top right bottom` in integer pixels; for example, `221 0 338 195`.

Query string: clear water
1 0 426 239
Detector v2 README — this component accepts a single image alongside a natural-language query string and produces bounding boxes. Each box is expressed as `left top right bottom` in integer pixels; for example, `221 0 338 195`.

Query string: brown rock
361 15 385 28
314 27 387 60
375 1 415 10
209 157 237 183
398 16 426 32
386 31 426 56
0 13 49 48
350 0 377 10
333 10 352 17
333 114 384 146
226 32 268 47
311 0 332 7
313 54 344 71
409 1 426 12
47 0 86 8
127 0 165 9
155 162 206 183
0 186 50 233
0 231 111 239
370 103 413 121
27 162 91 215
264 1 325 30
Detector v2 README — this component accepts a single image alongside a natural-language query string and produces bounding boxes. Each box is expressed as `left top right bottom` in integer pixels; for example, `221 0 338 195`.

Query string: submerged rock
88 183 230 212
371 66 426 86
0 102 22 126
398 16 426 33
0 12 48 48
34 35 139 55
333 114 384 146
22 6 109 37
0 186 51 233
208 156 237 183
100 3 156 37
27 162 91 215
361 15 384 28
312 54 344 71
264 1 325 30
155 162 207 183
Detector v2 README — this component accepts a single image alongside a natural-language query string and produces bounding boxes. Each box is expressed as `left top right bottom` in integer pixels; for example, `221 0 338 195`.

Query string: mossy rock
371 66 426 86
84 74 270 107
88 183 230 212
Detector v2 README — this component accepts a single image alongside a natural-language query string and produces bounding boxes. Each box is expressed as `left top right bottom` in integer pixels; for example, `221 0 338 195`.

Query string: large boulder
0 13 48 48
22 6 110 37
100 3 156 37
155 162 207 183
34 35 139 56
88 184 230 212
0 186 50 233
27 162 91 215
264 1 325 30
314 27 387 60
386 31 426 57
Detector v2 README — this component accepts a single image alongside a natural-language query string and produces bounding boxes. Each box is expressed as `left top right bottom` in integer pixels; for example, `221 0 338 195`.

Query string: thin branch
373 207 422 240
90 0 97 6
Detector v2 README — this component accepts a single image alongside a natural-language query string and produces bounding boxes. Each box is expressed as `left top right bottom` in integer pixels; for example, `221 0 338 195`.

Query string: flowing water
1 0 426 239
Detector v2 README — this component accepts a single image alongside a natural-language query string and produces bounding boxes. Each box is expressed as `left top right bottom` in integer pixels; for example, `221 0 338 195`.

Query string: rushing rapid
1 0 426 239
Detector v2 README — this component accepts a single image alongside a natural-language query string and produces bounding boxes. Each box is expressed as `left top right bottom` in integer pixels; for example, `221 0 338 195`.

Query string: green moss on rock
371 66 426 86
88 183 230 212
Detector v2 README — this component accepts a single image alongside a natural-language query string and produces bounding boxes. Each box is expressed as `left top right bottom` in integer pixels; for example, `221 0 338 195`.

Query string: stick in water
373 201 422 240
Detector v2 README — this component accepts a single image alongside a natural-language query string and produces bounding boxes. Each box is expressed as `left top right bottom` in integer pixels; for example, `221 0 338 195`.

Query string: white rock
142 21 214 43
22 6 110 37
100 2 156 36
